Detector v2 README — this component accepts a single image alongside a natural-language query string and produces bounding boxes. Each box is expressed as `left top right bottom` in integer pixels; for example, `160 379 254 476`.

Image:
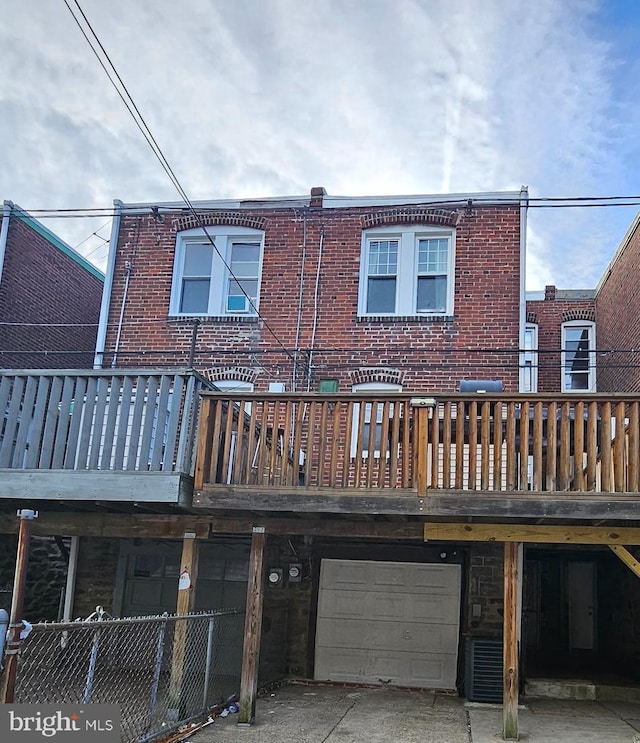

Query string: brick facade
595 215 640 392
0 208 104 369
102 191 524 392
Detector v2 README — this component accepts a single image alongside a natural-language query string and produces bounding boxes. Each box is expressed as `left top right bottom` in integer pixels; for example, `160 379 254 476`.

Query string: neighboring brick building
595 211 640 392
96 188 527 391
0 201 104 369
525 285 596 393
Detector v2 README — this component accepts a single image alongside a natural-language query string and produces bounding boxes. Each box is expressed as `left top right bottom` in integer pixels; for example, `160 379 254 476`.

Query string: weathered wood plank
76 376 98 470
0 376 24 468
11 376 38 469
99 375 122 470
503 541 520 740
0 470 191 504
63 376 88 470
238 529 266 726
210 516 424 539
169 534 200 714
162 374 184 473
424 522 640 545
0 512 211 538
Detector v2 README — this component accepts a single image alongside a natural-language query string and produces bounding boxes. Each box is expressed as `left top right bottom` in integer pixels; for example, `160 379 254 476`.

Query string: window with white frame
170 226 264 316
562 321 596 392
521 323 538 392
359 226 454 317
350 381 402 458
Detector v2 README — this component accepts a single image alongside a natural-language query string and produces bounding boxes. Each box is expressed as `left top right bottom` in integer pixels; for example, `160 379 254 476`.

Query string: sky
2 0 640 290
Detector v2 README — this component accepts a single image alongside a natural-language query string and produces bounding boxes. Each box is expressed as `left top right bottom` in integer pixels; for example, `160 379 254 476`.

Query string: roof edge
6 203 105 282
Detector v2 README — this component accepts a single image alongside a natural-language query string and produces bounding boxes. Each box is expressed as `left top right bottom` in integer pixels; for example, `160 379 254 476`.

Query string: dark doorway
524 547 640 684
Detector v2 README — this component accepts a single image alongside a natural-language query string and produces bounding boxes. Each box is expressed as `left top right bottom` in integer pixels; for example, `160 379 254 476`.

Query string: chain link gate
9 609 244 742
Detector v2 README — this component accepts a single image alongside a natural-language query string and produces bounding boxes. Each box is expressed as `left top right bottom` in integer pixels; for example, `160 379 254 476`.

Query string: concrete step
526 677 640 703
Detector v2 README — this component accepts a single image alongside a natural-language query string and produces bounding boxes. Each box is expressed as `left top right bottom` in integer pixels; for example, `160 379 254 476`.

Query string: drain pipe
0 201 13 290
94 200 123 369
111 260 132 369
306 225 324 391
292 210 308 392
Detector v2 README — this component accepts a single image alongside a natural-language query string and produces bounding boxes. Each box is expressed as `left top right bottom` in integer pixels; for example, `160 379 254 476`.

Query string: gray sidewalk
191 683 640 743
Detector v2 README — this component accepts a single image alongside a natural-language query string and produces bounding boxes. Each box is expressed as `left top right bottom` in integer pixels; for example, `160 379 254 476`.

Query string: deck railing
0 369 209 475
195 392 640 494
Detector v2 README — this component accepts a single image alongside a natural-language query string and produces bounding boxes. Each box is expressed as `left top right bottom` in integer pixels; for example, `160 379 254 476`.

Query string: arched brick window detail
361 208 460 229
201 366 259 385
562 309 595 323
173 213 266 232
349 367 404 387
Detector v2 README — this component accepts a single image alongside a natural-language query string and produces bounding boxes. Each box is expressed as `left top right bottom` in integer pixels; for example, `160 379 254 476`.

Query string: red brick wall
103 201 523 392
527 287 596 393
595 218 640 392
0 216 103 369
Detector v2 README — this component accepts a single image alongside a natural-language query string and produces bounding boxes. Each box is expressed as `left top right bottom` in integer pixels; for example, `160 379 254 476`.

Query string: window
351 381 402 458
359 226 454 316
562 321 596 392
521 323 538 392
170 226 264 316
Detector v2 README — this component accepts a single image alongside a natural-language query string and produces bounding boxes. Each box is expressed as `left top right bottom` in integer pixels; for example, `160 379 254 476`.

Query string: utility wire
64 0 297 364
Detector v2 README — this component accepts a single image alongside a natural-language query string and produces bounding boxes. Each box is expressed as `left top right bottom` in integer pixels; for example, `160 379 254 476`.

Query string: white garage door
314 559 461 689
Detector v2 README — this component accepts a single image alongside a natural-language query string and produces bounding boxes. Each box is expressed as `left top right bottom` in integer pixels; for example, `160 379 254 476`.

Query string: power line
64 0 297 365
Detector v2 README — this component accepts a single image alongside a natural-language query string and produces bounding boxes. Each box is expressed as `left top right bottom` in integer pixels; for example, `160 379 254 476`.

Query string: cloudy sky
2 0 640 290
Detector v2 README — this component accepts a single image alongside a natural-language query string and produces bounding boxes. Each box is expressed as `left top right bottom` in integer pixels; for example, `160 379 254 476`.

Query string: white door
314 559 461 689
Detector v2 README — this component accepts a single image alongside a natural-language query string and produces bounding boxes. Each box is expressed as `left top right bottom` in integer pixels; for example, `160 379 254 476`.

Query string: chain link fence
11 609 244 743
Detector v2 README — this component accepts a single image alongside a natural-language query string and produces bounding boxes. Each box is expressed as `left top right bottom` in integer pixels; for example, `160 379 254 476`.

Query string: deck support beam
503 541 521 740
238 527 266 726
168 532 199 717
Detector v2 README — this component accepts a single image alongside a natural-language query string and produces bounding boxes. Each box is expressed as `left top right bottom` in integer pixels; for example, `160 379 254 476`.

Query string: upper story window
521 323 538 392
358 225 454 317
170 226 264 317
562 321 596 392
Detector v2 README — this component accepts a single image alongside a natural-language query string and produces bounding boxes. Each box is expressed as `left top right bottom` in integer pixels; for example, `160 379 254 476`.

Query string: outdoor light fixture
288 563 302 583
267 568 283 587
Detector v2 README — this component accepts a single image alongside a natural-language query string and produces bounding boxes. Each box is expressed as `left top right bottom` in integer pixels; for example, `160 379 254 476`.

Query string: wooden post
0 509 38 703
503 541 520 740
410 398 436 496
238 527 266 726
168 532 199 717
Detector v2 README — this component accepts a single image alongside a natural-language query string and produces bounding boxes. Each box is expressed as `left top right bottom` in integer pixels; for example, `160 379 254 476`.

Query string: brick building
0 202 104 369
96 188 526 392
5 186 640 733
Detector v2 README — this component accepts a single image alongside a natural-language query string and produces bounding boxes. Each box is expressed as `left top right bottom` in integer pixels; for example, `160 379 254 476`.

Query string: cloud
0 0 636 285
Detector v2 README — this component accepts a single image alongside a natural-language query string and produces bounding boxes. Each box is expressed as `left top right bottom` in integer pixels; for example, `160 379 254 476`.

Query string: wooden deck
0 369 209 504
193 392 640 518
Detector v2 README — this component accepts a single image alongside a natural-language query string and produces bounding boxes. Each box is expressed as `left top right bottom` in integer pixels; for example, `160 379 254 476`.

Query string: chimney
310 186 326 208
544 285 556 301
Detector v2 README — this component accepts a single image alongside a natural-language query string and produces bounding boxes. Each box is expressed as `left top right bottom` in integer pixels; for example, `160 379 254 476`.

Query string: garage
314 559 461 689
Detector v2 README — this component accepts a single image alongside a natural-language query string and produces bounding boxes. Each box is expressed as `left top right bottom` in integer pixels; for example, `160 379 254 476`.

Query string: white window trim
561 320 596 393
520 323 538 393
350 381 402 458
169 225 264 317
358 224 455 317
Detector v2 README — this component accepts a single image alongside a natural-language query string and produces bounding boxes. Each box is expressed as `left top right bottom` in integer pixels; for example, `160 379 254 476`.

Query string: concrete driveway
191 683 640 743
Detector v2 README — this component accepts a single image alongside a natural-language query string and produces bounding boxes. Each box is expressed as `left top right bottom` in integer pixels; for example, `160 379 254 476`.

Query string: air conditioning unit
465 636 503 703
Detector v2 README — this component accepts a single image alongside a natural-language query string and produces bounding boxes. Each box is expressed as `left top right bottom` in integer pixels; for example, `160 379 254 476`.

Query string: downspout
0 201 13 290
111 260 132 369
292 209 308 392
518 186 529 392
94 199 122 369
306 225 324 391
